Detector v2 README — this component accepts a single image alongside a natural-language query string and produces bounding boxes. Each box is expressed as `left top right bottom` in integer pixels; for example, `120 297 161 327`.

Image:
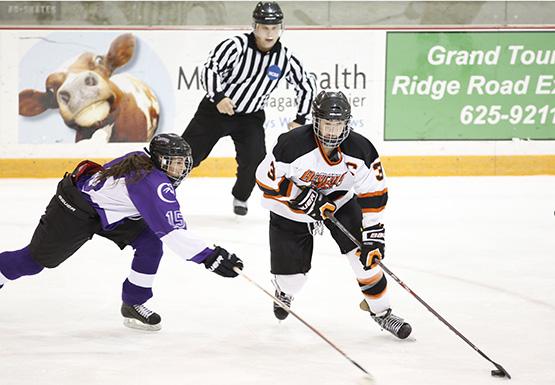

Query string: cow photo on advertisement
18 33 159 143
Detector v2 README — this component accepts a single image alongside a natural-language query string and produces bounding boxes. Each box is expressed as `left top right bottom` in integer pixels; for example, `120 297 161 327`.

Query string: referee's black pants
182 98 266 202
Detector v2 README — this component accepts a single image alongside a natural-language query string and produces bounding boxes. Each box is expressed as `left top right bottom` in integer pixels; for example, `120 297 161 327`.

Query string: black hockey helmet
147 133 193 188
312 91 352 148
252 1 283 24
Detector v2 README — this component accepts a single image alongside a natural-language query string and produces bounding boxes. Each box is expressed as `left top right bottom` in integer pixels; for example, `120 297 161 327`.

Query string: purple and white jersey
79 152 212 263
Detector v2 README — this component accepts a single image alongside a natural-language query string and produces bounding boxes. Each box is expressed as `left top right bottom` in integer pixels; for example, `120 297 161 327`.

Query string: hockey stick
325 214 512 379
233 267 373 378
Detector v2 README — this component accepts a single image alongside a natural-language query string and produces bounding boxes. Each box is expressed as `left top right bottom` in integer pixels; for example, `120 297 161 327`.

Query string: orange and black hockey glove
360 223 385 270
289 187 336 220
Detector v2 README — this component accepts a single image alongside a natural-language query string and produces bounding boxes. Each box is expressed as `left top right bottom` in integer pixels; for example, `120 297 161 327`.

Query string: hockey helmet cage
147 133 193 188
253 2 283 25
312 91 352 148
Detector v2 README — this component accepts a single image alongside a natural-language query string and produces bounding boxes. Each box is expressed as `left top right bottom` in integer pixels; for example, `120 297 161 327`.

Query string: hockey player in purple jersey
0 133 243 331
255 91 411 339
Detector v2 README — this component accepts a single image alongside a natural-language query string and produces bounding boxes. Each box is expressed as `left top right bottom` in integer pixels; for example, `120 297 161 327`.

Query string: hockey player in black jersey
255 91 412 339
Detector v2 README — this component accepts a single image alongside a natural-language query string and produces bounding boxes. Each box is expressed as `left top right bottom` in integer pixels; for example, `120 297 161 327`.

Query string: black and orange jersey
255 125 388 226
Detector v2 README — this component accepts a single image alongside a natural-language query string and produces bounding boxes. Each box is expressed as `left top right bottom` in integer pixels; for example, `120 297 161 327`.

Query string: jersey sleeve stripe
357 190 388 211
361 206 386 213
256 177 293 198
358 188 388 198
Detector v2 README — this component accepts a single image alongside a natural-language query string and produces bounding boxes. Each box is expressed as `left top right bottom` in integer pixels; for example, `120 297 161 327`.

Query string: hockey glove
202 246 243 278
360 224 385 270
289 187 337 220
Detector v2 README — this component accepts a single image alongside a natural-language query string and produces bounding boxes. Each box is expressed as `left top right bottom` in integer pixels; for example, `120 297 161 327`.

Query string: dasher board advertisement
11 29 381 152
385 31 555 140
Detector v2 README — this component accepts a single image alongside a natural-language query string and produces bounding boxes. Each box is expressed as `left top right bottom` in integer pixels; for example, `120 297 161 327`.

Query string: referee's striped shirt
201 32 316 124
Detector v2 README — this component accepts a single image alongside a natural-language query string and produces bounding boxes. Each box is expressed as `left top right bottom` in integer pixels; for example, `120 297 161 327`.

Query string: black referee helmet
253 2 284 24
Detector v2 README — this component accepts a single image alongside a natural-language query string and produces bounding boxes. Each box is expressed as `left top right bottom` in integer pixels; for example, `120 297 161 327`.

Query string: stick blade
491 364 511 379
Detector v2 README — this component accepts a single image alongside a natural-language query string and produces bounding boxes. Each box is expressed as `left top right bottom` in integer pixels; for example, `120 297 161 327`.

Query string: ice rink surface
1 176 554 385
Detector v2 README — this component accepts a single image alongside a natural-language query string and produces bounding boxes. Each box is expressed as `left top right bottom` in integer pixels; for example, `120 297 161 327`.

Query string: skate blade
123 317 161 331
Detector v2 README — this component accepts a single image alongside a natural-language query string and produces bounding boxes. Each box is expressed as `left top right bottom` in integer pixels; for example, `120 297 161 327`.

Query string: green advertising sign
385 31 555 140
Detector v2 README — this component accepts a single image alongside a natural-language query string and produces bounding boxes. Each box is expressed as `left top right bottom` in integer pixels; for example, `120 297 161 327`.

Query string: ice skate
273 290 293 320
360 300 411 339
233 198 248 216
121 302 162 331
371 309 412 339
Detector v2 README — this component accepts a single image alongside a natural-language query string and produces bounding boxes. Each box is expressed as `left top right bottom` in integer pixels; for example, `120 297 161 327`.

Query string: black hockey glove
202 246 243 278
289 187 337 220
360 224 385 270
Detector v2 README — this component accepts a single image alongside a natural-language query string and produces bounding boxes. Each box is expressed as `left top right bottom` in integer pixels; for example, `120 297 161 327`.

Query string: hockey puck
491 369 506 377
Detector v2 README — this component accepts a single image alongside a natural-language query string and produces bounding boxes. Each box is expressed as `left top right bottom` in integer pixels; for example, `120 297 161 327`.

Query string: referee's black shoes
233 198 248 216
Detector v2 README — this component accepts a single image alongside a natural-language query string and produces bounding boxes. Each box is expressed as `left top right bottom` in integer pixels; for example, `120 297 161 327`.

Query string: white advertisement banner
1 28 383 158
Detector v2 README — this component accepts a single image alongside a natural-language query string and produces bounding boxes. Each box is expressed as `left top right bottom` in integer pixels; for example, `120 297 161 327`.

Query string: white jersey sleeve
352 155 388 228
255 149 297 203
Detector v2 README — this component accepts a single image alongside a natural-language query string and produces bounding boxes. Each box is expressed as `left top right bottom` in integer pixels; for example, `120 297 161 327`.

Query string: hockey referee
181 1 316 216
